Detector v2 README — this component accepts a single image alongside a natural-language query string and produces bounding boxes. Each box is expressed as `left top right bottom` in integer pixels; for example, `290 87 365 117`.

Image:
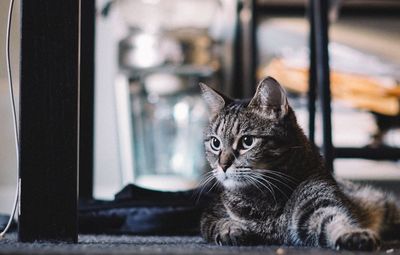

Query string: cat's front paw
335 229 380 251
215 224 248 246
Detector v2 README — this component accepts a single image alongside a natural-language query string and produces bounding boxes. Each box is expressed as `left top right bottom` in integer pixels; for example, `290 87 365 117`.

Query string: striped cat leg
347 183 400 240
200 204 226 243
339 180 400 239
289 181 380 251
200 200 266 246
200 200 250 246
380 194 400 239
323 210 380 251
201 211 250 246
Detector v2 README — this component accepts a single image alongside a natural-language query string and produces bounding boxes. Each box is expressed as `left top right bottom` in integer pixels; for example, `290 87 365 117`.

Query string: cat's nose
219 151 234 172
219 163 230 172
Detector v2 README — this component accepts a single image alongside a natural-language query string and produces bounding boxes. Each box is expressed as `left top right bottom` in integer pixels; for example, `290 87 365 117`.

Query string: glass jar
130 73 208 191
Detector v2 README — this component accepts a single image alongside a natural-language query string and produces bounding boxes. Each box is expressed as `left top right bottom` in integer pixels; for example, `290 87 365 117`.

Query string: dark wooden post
19 0 80 243
79 0 95 201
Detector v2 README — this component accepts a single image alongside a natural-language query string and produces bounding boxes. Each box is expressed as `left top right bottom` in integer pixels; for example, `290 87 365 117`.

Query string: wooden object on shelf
260 58 400 116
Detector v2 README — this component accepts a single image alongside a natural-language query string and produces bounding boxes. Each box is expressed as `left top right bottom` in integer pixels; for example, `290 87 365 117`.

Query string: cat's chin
213 168 250 191
221 179 248 191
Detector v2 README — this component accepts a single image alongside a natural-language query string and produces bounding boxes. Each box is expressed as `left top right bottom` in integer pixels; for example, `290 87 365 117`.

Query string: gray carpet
1 181 399 254
1 234 400 255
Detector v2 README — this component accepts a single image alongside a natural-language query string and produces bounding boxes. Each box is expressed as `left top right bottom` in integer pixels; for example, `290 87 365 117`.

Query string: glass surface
130 79 208 191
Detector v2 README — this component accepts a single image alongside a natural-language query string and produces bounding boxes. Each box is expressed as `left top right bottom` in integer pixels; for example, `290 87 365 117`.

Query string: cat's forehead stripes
232 119 240 136
215 114 226 134
208 100 284 147
213 102 248 139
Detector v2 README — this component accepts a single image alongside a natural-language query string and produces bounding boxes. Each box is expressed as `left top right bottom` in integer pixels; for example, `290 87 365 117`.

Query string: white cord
0 0 20 239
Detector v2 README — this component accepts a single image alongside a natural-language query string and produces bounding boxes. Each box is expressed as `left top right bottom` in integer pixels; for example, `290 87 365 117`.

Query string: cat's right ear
248 77 289 119
199 83 230 117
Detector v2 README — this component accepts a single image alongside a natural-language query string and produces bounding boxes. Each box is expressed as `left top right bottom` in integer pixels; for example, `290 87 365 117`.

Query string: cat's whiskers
250 173 290 200
241 175 261 193
248 173 276 194
206 177 220 194
234 169 278 204
197 174 214 188
253 168 298 181
245 177 261 192
194 170 217 203
253 169 298 185
244 175 279 206
197 171 215 187
194 176 214 199
253 172 296 191
233 168 298 196
247 174 278 205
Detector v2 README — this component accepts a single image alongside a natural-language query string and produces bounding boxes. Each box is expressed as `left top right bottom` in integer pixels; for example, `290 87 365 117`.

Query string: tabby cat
199 77 400 251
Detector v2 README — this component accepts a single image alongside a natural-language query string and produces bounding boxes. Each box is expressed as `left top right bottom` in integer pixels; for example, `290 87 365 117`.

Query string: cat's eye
241 136 254 150
210 137 221 151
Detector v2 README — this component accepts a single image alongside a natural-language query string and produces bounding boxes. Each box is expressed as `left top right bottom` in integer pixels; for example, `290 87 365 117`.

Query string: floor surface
0 234 400 255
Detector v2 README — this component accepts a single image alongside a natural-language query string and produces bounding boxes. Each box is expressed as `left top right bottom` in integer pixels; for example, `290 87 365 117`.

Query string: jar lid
144 73 184 96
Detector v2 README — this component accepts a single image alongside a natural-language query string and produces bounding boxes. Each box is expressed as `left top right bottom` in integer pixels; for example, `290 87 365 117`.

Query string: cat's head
200 77 298 191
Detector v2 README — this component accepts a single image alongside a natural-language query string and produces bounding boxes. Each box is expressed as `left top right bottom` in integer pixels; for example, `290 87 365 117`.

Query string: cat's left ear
248 76 289 118
199 83 232 117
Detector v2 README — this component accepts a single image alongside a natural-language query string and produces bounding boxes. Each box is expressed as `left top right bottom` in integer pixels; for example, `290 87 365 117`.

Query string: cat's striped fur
199 77 400 251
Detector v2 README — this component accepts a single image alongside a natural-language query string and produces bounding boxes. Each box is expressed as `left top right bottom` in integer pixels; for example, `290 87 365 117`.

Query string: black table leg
307 0 317 144
231 1 243 98
79 0 96 201
241 0 257 97
312 0 334 171
19 0 80 243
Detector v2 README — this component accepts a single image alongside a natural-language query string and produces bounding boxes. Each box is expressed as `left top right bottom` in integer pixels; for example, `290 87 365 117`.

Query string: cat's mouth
212 166 297 192
214 167 249 190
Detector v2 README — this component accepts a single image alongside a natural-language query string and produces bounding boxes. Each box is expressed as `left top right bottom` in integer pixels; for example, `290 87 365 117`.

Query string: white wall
93 0 124 199
0 0 123 215
0 0 20 214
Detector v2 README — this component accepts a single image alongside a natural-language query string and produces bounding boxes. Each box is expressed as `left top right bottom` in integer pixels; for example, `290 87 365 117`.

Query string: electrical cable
0 0 20 239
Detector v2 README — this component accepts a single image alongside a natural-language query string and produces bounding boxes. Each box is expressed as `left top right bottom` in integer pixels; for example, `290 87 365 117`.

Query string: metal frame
307 0 317 144
310 0 334 171
241 0 257 98
307 0 400 168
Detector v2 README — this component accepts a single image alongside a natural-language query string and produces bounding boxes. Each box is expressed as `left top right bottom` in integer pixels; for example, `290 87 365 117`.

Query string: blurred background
1 0 400 213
